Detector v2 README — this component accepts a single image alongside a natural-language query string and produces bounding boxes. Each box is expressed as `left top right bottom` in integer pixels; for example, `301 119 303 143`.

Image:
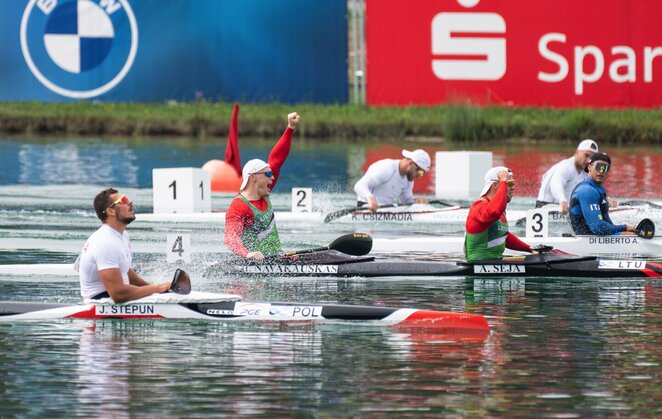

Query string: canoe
3 246 661 280
372 235 662 258
133 202 662 228
204 250 662 278
0 291 490 333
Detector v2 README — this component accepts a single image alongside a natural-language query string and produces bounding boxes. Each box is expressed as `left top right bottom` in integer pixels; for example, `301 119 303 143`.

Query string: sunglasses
253 170 273 178
493 179 515 188
411 162 426 178
591 162 610 173
104 194 129 213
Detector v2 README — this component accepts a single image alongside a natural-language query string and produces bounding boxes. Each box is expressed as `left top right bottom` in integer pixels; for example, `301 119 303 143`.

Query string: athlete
353 149 431 211
225 112 301 261
77 188 172 303
568 152 636 236
536 138 599 213
464 166 534 262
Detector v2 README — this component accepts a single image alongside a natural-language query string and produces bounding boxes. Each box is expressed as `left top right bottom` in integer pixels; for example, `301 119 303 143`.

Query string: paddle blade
328 233 373 256
170 269 192 295
323 207 358 223
636 218 655 239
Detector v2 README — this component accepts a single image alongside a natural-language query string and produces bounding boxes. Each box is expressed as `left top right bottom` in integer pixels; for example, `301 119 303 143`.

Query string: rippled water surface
1 137 662 416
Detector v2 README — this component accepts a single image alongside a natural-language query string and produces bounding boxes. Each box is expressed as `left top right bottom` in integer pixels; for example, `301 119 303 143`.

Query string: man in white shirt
354 149 431 211
77 188 172 303
536 139 599 214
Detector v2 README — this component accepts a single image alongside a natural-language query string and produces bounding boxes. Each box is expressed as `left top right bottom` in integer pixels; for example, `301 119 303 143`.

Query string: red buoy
202 159 242 192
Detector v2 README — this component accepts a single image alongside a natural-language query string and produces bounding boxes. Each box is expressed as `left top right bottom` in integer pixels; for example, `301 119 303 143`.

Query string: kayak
134 202 662 227
0 290 490 333
372 235 662 258
205 250 662 278
3 249 661 279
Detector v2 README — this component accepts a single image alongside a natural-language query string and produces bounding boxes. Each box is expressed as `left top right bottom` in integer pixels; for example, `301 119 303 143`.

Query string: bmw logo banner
20 0 138 99
1 0 348 103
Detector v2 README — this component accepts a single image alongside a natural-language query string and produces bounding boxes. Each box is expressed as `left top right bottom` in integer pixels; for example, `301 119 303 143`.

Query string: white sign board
153 168 211 213
166 234 191 264
291 187 312 213
526 207 550 238
435 151 492 200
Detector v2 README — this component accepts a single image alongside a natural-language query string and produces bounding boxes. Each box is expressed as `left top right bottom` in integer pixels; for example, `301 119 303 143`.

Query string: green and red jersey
464 182 531 262
224 127 293 257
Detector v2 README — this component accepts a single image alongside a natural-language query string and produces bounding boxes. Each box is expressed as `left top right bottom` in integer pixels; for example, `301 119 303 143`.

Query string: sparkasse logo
20 0 138 99
431 0 506 81
431 0 661 96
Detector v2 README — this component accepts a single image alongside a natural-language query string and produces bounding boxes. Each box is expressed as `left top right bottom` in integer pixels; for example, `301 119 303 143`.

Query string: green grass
1 101 661 144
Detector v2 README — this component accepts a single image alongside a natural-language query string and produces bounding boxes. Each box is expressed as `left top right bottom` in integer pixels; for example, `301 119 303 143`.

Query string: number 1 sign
153 168 212 213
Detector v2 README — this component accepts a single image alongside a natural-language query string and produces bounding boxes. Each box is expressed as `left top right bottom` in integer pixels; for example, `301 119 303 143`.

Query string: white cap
577 139 598 152
402 149 431 172
239 159 269 190
480 166 511 196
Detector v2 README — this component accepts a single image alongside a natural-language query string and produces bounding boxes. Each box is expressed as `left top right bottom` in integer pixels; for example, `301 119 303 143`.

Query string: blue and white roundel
20 0 138 99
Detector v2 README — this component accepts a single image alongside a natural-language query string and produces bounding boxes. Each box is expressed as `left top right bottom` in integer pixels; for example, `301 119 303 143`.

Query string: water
1 136 662 416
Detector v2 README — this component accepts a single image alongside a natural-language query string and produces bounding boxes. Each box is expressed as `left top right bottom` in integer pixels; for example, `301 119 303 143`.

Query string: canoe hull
0 300 490 333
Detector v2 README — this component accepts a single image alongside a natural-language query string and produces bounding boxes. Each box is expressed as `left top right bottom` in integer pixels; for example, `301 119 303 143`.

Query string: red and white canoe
0 291 490 334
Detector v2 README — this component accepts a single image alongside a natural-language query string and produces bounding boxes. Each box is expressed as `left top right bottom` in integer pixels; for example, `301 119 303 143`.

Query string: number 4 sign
167 234 191 264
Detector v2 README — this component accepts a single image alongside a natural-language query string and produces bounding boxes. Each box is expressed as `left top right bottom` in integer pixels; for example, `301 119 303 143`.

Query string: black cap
585 152 611 173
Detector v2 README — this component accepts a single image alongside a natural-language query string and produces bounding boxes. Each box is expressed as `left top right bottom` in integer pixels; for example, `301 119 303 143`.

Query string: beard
118 210 136 225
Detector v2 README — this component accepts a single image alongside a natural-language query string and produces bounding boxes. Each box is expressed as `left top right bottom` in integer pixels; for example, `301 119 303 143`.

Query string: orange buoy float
202 159 242 192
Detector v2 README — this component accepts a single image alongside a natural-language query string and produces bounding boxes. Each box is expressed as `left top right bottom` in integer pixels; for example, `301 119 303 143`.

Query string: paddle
619 200 662 209
635 218 655 239
284 233 373 256
169 268 192 295
323 200 457 223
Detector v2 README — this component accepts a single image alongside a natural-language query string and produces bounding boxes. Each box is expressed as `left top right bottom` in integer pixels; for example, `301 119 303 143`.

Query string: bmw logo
20 0 138 99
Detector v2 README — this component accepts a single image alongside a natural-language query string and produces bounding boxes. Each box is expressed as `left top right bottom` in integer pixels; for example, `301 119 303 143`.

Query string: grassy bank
1 102 661 145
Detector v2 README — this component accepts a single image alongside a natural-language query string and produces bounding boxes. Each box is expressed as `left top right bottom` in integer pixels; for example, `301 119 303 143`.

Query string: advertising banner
366 0 662 108
0 0 347 103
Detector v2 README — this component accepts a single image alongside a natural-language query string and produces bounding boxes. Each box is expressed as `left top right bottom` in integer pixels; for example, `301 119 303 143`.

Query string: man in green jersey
464 166 534 262
224 112 301 261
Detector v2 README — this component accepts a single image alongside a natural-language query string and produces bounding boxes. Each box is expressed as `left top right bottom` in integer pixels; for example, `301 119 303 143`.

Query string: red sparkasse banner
365 0 662 108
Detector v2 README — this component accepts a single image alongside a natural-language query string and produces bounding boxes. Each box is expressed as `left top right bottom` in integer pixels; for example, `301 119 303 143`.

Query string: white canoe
0 292 491 333
373 234 662 258
135 203 662 227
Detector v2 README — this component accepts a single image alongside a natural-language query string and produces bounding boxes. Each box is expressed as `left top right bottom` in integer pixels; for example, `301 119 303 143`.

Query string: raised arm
268 112 300 189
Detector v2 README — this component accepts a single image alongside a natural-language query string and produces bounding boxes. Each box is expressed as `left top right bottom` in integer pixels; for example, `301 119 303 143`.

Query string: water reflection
2 137 660 199
76 321 131 418
18 142 138 186
64 320 489 416
3 276 662 415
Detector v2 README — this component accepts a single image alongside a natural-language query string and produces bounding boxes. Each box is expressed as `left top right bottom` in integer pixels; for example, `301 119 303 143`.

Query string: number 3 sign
525 207 550 238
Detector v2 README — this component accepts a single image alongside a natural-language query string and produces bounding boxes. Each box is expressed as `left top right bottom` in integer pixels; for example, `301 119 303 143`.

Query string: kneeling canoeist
568 152 636 236
353 148 432 212
224 112 301 261
77 189 172 303
464 167 534 262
